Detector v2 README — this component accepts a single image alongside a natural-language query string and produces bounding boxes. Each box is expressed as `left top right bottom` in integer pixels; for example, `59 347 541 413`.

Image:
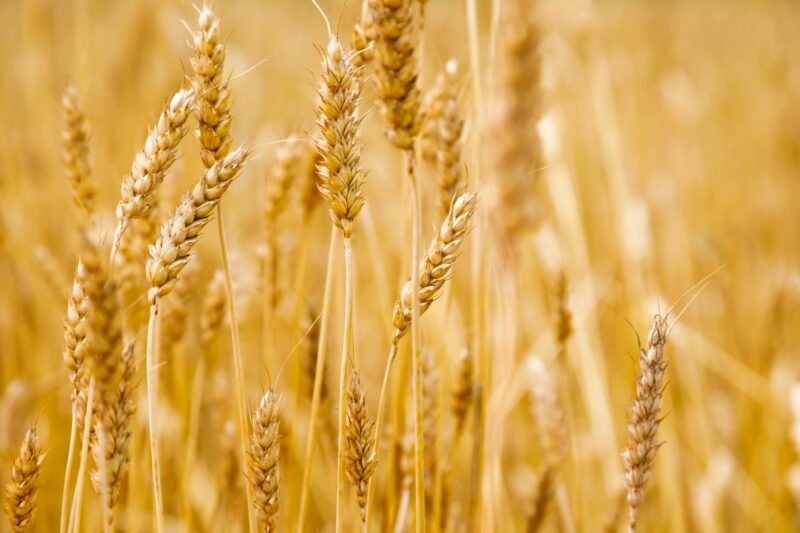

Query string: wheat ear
61 84 96 225
623 315 669 532
247 390 281 532
3 425 45 533
111 88 194 259
345 370 378 524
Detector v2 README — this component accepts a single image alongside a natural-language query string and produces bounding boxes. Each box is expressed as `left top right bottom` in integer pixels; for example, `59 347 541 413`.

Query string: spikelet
488 0 543 239
115 88 194 228
622 315 669 533
91 343 137 528
344 370 378 522
451 348 473 437
191 3 232 168
147 147 249 305
2 426 44 532
368 0 422 149
61 84 95 221
315 37 366 238
247 390 280 532
392 191 477 343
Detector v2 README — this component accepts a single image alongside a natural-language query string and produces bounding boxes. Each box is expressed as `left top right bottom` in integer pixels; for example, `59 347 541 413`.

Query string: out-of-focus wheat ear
435 60 465 219
367 0 422 149
451 348 473 438
528 357 567 463
488 0 544 241
264 134 304 311
526 464 554 533
352 0 375 68
622 315 669 533
420 58 455 162
200 269 227 351
391 191 477 343
299 305 323 400
3 425 45 532
247 390 280 532
344 370 378 523
554 271 573 362
421 348 438 501
200 268 227 350
298 141 323 220
160 260 199 355
61 84 96 225
315 36 367 238
90 343 137 530
113 88 194 252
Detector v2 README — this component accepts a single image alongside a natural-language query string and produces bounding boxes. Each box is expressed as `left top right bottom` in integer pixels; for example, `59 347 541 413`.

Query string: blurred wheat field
1 0 799 531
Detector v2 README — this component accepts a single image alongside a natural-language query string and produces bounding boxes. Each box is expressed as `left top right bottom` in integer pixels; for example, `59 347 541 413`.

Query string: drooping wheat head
146 147 250 306
392 191 477 344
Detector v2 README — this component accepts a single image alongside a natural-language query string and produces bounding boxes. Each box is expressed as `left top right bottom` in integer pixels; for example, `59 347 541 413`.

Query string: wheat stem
68 377 94 533
145 305 165 533
335 236 355 532
59 407 78 533
297 227 338 533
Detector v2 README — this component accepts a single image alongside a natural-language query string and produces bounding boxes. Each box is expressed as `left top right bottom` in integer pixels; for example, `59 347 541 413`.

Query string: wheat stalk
3 425 45 533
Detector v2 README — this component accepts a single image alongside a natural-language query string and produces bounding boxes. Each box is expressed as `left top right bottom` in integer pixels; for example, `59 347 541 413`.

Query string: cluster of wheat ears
0 1 727 532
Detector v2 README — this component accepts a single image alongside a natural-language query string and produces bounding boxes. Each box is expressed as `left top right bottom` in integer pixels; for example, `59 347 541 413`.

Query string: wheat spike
623 315 669 532
315 36 367 238
61 84 96 222
435 61 465 219
352 0 375 68
115 88 194 232
247 390 280 532
528 356 567 463
3 426 45 532
392 191 477 343
191 3 232 168
147 147 250 305
368 0 421 149
451 348 473 437
421 348 438 500
63 260 91 424
345 370 378 522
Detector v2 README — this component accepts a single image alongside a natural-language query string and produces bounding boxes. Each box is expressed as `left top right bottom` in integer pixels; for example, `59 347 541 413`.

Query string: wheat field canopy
0 0 799 532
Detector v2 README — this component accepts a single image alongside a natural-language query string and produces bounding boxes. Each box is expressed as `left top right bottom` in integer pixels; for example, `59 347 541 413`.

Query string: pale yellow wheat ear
451 348 473 438
112 88 194 255
392 191 478 344
247 389 280 532
61 84 96 225
352 0 375 68
3 425 45 533
622 314 669 533
344 369 378 523
435 60 466 220
200 268 228 350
